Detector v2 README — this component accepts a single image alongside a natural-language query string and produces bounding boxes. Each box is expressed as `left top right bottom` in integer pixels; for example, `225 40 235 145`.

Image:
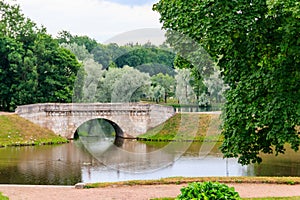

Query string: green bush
0 192 9 200
176 181 241 200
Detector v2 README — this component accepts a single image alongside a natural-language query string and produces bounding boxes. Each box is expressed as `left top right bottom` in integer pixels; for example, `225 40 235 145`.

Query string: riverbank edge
81 176 300 189
0 114 68 147
137 112 222 142
0 176 299 189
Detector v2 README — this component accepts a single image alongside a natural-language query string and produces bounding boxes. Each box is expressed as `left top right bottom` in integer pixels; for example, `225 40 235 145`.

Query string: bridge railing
15 103 155 114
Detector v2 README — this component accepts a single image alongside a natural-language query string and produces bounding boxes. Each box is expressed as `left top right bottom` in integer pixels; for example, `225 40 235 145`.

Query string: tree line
0 1 80 111
62 39 225 105
0 0 225 111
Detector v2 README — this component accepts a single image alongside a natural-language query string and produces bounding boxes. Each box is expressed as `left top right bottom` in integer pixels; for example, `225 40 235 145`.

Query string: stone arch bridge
15 103 175 139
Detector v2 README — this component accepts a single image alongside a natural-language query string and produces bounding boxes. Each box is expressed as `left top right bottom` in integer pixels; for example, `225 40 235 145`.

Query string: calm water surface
0 138 300 185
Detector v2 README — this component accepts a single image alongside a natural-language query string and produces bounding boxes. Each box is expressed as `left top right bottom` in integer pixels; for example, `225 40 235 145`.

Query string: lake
0 137 299 185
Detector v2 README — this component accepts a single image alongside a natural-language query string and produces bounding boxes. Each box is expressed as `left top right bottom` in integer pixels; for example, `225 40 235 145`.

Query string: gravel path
0 112 14 115
1 183 300 200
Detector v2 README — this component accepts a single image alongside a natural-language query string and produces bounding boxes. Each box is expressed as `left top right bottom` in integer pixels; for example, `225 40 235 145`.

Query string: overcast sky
15 0 162 43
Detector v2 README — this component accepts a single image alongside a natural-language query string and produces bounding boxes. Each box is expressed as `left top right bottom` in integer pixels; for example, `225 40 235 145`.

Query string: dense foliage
176 182 241 200
154 0 300 164
0 0 81 111
59 33 176 73
57 30 98 53
0 192 9 200
62 35 224 105
115 47 175 69
0 0 225 112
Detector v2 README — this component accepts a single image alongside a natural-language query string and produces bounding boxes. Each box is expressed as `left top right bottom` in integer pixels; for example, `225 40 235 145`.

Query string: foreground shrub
0 192 9 200
176 181 241 200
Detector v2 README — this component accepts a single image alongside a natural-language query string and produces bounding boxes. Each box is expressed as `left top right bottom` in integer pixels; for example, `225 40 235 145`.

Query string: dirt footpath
0 112 14 115
1 183 300 200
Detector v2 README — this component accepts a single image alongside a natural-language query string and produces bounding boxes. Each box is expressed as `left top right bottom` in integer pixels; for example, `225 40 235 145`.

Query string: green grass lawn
0 114 68 147
137 113 222 142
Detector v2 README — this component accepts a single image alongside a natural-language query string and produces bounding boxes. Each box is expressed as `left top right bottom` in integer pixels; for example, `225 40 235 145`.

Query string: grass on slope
137 113 222 142
0 114 68 147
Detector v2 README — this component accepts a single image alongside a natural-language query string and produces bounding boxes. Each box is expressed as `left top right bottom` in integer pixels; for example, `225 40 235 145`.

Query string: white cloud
16 0 161 42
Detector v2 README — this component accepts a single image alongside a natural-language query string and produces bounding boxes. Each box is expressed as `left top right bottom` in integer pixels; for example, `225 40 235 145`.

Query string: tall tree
0 0 81 110
0 36 30 110
57 31 97 53
92 44 113 69
0 0 39 110
92 43 129 69
204 67 227 104
60 43 93 61
97 66 151 103
149 85 165 103
136 63 175 76
151 73 175 103
175 68 195 105
154 0 300 164
80 58 104 103
114 47 175 69
32 33 80 103
174 55 209 104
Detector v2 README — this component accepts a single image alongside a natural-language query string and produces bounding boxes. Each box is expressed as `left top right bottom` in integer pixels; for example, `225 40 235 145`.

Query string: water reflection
255 148 300 177
0 143 91 185
78 138 251 183
79 137 192 173
0 138 300 185
76 118 196 173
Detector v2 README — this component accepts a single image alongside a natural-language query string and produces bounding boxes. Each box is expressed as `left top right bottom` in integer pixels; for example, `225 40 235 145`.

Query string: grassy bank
0 114 68 147
137 113 222 142
85 176 300 188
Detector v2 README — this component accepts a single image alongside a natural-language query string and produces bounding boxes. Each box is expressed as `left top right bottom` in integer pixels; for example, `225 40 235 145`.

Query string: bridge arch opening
73 118 124 140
